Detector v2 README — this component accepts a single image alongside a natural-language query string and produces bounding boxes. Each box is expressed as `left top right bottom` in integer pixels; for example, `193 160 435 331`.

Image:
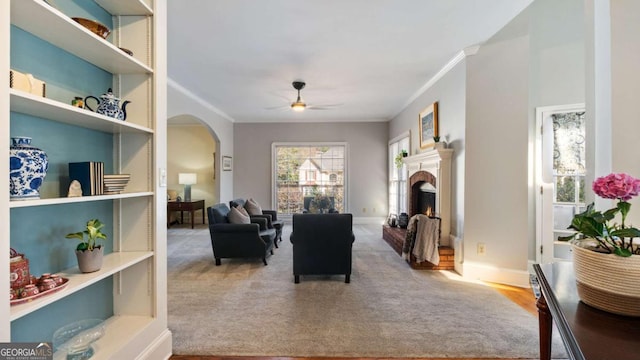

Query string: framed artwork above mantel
419 101 438 149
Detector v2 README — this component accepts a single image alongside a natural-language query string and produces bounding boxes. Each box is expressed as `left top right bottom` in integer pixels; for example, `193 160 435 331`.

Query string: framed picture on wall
419 102 438 149
222 156 232 171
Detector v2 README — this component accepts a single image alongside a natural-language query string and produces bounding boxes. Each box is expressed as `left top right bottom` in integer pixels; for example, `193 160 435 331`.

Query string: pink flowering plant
560 173 640 257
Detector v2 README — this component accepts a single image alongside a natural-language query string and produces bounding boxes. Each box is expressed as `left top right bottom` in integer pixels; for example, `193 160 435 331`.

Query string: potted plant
433 135 446 149
394 150 408 169
559 173 640 316
66 219 108 273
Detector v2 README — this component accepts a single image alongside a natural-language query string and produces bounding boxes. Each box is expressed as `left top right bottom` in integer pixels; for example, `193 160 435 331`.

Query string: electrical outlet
362 208 367 213
477 243 486 255
372 208 376 213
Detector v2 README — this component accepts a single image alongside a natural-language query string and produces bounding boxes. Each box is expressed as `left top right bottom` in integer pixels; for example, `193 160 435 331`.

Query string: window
389 133 410 217
551 111 586 242
272 143 347 215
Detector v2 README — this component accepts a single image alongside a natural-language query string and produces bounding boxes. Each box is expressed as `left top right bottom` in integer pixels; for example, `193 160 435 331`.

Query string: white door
536 104 587 264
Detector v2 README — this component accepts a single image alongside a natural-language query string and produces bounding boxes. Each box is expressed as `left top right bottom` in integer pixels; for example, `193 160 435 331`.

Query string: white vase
75 247 104 273
572 244 640 317
434 141 446 150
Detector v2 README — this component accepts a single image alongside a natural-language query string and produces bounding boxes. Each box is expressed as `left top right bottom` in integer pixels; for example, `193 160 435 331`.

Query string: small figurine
68 180 83 197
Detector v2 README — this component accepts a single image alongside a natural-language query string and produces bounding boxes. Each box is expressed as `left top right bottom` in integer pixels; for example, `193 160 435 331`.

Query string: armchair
230 198 285 247
290 213 354 283
207 203 275 265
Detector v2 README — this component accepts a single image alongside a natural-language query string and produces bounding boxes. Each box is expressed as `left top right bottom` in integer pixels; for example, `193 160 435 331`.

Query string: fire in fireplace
409 170 437 217
417 183 436 217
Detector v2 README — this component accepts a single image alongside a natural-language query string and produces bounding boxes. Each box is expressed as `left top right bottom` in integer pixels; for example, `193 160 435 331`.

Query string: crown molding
168 77 236 123
391 44 481 120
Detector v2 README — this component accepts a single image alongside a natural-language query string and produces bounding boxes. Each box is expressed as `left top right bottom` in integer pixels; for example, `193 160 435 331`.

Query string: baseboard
137 329 173 360
462 261 531 288
353 216 386 225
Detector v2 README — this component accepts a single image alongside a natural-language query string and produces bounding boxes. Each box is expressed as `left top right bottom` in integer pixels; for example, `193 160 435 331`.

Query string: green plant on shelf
65 218 108 251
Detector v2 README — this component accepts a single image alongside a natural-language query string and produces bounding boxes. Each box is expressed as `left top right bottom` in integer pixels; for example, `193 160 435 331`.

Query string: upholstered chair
290 213 354 283
207 203 275 265
229 198 285 247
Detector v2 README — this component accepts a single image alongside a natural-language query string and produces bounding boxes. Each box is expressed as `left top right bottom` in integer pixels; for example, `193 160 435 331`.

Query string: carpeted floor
168 223 566 358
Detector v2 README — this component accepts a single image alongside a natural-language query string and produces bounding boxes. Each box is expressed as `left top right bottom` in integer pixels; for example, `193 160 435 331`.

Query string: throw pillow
237 205 250 217
245 198 263 215
228 206 250 224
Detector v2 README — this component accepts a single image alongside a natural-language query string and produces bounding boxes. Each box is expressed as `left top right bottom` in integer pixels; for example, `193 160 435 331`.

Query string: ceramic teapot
84 88 130 120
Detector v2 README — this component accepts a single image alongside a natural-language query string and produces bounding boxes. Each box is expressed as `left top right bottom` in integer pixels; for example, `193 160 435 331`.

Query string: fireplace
403 148 453 246
417 184 436 216
409 171 437 217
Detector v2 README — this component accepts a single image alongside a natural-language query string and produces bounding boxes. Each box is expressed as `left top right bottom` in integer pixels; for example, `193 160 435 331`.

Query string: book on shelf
68 161 104 196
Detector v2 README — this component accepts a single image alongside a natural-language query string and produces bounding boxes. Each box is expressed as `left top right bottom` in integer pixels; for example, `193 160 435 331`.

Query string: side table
533 262 640 360
168 199 205 229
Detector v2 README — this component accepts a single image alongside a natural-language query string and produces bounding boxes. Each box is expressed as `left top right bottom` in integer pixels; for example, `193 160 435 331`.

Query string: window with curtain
389 134 410 217
273 143 347 215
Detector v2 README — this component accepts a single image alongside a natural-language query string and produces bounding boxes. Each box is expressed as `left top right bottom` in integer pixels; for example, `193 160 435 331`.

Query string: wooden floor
170 283 538 360
172 357 536 360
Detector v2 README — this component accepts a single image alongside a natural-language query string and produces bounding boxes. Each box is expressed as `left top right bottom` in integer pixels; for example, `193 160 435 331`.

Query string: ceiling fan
267 81 341 112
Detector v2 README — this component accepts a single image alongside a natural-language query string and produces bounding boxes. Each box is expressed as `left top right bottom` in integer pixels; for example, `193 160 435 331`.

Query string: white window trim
271 142 349 217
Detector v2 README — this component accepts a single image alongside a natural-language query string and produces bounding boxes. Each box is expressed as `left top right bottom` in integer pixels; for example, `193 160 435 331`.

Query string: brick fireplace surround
382 148 454 270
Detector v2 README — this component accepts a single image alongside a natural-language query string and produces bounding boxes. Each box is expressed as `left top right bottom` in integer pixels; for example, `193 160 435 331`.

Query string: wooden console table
168 199 205 229
533 263 640 360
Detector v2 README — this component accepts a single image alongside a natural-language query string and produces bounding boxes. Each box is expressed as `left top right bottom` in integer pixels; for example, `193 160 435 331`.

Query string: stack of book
103 174 131 194
68 161 104 196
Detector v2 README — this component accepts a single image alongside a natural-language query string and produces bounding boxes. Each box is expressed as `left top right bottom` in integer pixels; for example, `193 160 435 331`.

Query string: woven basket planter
572 244 640 317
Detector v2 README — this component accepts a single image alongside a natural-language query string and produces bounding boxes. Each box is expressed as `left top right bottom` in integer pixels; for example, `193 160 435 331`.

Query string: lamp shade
178 173 197 185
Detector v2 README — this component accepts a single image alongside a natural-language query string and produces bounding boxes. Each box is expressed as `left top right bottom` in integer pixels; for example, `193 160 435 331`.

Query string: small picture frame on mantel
222 156 232 171
419 101 438 149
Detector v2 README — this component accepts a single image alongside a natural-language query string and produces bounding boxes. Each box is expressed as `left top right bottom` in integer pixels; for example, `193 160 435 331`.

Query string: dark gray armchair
207 203 275 265
229 198 285 247
290 213 354 283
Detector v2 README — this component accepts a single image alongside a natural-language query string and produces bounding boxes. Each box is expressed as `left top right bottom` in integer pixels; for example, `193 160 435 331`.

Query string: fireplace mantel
403 148 453 245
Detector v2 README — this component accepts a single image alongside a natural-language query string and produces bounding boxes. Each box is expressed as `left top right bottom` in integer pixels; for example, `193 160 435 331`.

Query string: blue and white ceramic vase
9 136 48 200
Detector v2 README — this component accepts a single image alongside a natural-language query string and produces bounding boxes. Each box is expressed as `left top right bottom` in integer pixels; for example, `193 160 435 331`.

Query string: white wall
167 79 234 204
387 0 586 286
233 122 388 220
527 0 585 259
611 0 640 225
464 31 531 286
388 60 467 238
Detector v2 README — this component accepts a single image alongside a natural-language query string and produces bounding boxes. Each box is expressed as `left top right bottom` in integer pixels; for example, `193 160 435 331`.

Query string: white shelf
10 251 154 321
10 90 154 135
11 0 153 74
58 315 156 360
9 192 154 208
95 0 153 16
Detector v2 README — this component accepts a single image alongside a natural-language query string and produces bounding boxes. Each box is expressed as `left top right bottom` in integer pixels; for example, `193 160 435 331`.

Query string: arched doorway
167 114 220 224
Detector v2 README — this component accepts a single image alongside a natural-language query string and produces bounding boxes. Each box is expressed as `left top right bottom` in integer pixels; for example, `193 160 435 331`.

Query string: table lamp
178 173 197 201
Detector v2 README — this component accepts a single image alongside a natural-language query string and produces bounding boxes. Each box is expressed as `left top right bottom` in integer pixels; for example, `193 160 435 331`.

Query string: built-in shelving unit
10 90 154 134
10 251 153 321
9 192 154 208
2 0 170 358
10 0 153 74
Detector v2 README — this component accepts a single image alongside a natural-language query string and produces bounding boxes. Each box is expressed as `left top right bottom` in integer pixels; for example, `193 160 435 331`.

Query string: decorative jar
21 284 39 298
9 136 48 200
398 212 409 229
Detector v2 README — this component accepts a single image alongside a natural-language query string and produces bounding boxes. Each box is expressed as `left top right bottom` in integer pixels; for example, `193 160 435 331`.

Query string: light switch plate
159 168 167 187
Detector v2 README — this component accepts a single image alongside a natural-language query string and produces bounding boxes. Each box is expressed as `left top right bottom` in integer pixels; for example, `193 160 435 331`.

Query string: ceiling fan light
291 102 306 112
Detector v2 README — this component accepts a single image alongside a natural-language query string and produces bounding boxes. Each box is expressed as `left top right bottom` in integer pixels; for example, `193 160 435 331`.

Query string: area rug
168 224 566 358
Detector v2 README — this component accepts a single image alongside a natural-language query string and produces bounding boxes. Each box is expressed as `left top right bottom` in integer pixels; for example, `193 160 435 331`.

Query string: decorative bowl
72 17 111 39
53 319 105 359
